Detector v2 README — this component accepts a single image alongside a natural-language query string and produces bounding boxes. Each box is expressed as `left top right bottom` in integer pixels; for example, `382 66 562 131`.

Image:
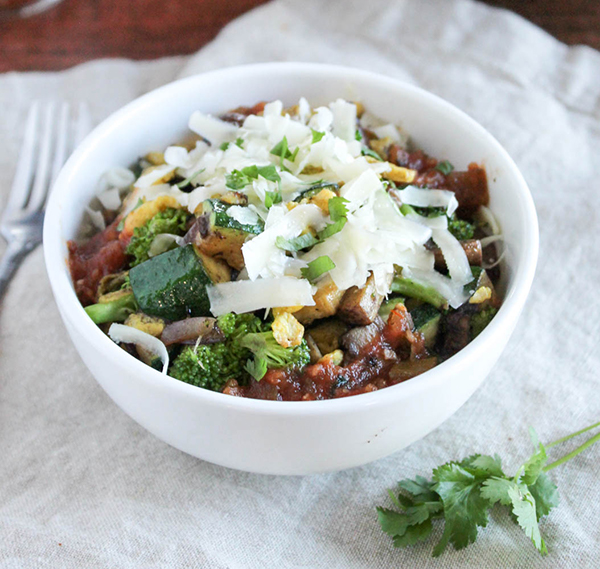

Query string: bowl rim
43 61 539 417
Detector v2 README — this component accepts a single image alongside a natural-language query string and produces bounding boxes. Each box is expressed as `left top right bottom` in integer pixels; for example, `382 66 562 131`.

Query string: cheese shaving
108 323 169 373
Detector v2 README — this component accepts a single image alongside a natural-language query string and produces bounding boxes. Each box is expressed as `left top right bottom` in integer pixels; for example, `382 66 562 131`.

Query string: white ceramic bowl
44 63 538 475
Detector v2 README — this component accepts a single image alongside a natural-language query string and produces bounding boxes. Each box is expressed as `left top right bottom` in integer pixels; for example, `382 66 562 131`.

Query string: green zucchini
129 244 230 320
391 277 447 309
197 199 263 270
410 304 441 348
378 296 405 322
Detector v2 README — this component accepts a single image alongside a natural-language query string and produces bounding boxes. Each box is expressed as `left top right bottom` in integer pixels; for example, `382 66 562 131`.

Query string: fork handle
0 240 36 302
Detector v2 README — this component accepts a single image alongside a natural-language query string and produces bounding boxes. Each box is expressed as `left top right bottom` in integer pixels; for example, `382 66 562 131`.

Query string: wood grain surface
1 0 599 72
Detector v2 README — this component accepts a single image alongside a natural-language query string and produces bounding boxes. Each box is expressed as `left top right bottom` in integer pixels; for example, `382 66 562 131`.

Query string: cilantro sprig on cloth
378 421 600 556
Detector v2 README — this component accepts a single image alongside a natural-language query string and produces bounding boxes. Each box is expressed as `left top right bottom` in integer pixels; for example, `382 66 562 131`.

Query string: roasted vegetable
195 199 263 270
169 312 264 391
84 290 138 324
129 244 230 321
410 304 442 349
294 277 345 324
338 273 392 326
126 207 189 267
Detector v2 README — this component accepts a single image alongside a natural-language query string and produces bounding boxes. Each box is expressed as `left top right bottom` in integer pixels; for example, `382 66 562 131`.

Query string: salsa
69 98 501 401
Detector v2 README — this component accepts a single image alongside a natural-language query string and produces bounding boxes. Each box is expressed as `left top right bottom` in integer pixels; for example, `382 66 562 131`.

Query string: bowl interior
45 62 538 404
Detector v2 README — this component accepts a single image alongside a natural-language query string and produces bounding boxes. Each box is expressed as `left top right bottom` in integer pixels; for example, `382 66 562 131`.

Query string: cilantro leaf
508 484 548 554
361 147 383 161
377 508 409 537
355 129 363 141
264 190 282 209
398 475 438 501
328 196 349 222
225 164 281 190
528 473 559 520
311 129 325 143
481 477 516 506
435 160 454 175
301 256 335 283
432 463 491 554
275 234 318 252
378 421 600 558
392 519 433 547
520 428 548 486
176 168 205 189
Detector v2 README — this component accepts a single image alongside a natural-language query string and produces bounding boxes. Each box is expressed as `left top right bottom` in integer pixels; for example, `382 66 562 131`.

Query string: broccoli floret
169 312 310 389
447 217 475 241
84 291 138 324
241 331 310 381
169 312 266 391
170 343 246 391
471 307 498 338
126 208 190 266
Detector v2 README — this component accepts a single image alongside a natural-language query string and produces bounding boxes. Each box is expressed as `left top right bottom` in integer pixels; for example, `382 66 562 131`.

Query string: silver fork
0 101 91 301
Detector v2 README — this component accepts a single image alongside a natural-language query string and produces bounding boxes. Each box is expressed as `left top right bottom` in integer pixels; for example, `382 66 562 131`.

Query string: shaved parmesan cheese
330 99 357 142
396 185 459 216
104 167 135 189
108 323 169 373
308 106 333 132
403 267 469 309
189 111 238 145
164 146 192 169
135 165 176 189
431 228 473 285
97 187 121 210
242 204 326 280
148 233 184 258
207 277 315 316
86 207 105 231
227 205 259 226
373 124 401 142
340 169 382 207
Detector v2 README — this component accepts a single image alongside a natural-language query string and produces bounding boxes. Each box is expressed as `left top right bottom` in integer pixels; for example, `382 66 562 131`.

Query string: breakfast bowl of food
43 62 538 475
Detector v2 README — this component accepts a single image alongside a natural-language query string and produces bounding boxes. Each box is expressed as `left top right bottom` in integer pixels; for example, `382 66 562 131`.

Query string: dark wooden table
2 0 599 73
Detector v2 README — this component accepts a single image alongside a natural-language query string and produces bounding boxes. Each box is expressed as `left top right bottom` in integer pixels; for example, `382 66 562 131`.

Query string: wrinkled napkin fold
1 0 599 567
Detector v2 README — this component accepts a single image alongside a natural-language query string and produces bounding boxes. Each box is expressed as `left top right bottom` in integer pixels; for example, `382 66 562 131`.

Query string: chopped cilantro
264 190 282 209
176 168 205 189
355 129 363 141
225 165 281 190
435 160 454 175
361 147 383 161
275 233 318 252
301 255 336 283
311 129 325 143
328 196 349 222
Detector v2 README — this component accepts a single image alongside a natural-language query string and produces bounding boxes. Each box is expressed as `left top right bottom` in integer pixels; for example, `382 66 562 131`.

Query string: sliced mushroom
161 317 224 347
341 316 385 360
337 272 392 326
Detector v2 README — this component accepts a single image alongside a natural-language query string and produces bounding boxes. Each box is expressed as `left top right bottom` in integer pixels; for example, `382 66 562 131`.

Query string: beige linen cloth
1 0 599 566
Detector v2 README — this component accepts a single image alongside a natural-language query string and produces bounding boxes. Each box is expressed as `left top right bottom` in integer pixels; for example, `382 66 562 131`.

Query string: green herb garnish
435 160 454 175
378 421 600 557
361 147 384 161
264 190 282 209
176 168 205 189
220 137 244 151
225 165 281 190
355 129 363 141
311 129 325 144
301 255 336 283
275 233 319 252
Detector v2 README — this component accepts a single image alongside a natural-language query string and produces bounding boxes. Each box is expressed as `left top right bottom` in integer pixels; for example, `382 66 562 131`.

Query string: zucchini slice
410 304 442 349
196 199 263 270
129 244 230 320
